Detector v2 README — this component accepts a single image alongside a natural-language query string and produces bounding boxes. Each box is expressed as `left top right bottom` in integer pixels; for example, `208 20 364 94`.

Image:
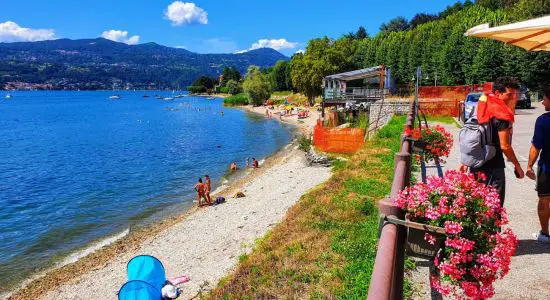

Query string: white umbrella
465 15 550 51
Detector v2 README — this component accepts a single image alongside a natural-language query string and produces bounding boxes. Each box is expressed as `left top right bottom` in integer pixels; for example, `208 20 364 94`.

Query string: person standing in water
252 158 259 168
204 175 212 205
194 178 207 207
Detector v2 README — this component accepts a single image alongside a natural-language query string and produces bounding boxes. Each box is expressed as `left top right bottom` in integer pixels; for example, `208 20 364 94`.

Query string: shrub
187 85 206 94
298 134 312 152
223 93 249 106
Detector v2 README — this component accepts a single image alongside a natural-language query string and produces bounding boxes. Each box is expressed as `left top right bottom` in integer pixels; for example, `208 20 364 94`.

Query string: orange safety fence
418 99 460 117
313 120 365 153
419 84 489 100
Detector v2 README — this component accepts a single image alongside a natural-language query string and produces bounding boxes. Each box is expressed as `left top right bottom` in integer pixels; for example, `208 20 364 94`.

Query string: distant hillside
0 38 288 90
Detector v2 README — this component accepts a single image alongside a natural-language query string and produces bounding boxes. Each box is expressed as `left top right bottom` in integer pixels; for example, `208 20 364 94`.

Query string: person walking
526 87 550 243
460 77 525 206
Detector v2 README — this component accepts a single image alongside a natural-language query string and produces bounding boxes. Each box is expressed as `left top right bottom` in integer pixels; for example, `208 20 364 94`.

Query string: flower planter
385 216 446 260
406 224 446 260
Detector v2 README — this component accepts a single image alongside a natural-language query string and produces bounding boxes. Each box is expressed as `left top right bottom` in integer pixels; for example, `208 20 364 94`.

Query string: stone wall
367 99 410 138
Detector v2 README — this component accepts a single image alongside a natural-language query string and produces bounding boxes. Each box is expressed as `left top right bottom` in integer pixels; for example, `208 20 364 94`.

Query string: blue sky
0 0 460 55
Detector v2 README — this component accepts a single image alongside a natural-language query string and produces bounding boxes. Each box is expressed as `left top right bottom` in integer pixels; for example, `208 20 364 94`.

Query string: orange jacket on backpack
476 93 515 124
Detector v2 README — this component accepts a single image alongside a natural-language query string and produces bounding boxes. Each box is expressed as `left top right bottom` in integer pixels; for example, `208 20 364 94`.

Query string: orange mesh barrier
313 120 365 153
418 100 460 117
419 84 486 100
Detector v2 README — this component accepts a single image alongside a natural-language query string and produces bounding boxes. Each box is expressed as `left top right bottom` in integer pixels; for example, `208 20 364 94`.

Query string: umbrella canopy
465 15 550 51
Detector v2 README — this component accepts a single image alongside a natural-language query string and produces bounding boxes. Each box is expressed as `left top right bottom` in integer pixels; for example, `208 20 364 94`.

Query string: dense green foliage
290 37 358 103
243 66 272 105
223 93 249 106
224 79 242 95
0 38 287 90
268 60 293 92
289 0 550 99
187 76 219 93
220 66 242 85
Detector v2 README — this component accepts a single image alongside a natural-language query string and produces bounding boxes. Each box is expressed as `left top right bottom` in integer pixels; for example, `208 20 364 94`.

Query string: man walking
526 87 550 243
460 77 525 206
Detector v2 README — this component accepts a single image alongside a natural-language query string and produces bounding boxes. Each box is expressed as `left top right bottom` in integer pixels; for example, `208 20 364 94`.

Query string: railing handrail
367 100 416 300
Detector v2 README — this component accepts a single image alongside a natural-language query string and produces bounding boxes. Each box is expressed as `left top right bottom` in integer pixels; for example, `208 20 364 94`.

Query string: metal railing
367 97 417 300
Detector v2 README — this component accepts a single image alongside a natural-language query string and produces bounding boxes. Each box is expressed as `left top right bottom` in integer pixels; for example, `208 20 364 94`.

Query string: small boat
143 94 149 98
109 95 121 100
163 97 174 101
206 96 215 100
5 93 12 99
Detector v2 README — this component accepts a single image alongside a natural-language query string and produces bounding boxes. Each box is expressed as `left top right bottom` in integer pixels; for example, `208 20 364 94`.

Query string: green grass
207 116 407 299
425 115 461 128
223 93 249 106
271 91 293 96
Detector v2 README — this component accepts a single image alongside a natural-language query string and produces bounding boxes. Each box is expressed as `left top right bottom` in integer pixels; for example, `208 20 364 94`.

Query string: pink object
168 275 190 285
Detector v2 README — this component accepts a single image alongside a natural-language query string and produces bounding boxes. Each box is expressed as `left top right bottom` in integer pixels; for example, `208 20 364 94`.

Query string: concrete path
409 103 550 299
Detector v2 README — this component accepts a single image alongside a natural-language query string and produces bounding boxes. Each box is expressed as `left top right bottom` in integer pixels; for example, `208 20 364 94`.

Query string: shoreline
7 107 324 300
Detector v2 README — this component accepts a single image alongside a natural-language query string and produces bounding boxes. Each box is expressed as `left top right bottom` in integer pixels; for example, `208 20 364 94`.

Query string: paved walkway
409 104 550 299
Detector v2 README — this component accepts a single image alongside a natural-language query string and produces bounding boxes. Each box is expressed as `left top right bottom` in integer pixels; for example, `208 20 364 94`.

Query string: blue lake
0 91 294 290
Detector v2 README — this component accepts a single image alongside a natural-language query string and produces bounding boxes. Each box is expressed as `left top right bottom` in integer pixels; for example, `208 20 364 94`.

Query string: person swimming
230 162 238 171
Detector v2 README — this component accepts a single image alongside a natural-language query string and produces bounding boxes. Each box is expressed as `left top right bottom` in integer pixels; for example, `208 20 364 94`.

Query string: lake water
0 91 294 291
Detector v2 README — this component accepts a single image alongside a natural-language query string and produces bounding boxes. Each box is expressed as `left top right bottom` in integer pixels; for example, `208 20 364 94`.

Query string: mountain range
0 38 288 90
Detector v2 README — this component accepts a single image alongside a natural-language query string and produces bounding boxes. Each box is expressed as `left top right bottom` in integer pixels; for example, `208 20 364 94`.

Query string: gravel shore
7 107 330 300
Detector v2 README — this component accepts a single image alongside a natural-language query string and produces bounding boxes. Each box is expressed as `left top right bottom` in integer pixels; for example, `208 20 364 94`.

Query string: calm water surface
0 91 293 290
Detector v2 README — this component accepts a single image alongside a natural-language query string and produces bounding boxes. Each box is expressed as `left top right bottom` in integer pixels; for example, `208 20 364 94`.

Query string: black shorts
537 168 550 197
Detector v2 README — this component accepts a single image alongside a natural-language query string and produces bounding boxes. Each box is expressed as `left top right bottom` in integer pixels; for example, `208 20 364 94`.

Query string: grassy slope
207 116 407 299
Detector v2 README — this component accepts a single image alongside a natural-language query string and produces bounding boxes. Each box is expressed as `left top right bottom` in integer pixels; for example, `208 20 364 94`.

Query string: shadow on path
514 239 550 256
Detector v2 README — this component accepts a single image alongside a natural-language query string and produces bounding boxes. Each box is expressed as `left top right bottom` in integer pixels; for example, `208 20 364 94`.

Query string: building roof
324 66 383 81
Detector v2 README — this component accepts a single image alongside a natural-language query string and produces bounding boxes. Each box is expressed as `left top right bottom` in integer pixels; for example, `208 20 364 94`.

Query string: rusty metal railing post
367 99 415 300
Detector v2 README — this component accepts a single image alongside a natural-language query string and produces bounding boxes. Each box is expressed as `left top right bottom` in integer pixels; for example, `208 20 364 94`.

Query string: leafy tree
225 79 242 95
356 26 369 39
290 36 358 104
243 66 271 106
410 13 439 28
379 17 410 33
221 66 241 85
269 60 292 91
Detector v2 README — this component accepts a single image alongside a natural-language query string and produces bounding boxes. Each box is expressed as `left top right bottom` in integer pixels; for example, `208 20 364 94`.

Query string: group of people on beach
459 77 550 244
194 175 211 206
229 157 259 171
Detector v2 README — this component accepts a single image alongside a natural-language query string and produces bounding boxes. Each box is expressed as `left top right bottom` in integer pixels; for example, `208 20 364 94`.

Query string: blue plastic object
118 280 160 300
118 255 167 300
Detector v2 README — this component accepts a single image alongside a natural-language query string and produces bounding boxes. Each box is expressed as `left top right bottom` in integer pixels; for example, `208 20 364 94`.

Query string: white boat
5 93 12 99
163 97 174 101
109 95 121 100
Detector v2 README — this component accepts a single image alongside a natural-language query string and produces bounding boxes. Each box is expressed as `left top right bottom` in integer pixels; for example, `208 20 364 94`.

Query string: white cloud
237 38 298 53
101 30 140 45
164 1 208 26
250 39 298 51
0 21 55 42
295 49 305 54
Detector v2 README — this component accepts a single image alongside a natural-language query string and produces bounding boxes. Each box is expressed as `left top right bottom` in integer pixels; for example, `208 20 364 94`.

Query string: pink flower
424 233 436 245
444 221 464 235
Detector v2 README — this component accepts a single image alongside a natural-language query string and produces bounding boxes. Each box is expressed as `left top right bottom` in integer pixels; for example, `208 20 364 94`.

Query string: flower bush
394 170 517 299
404 125 453 163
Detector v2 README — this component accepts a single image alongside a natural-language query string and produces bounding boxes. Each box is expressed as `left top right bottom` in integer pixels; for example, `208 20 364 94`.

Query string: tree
221 66 241 86
356 26 369 39
290 36 359 104
379 17 410 33
225 79 241 95
269 60 292 91
410 13 439 28
243 66 271 106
